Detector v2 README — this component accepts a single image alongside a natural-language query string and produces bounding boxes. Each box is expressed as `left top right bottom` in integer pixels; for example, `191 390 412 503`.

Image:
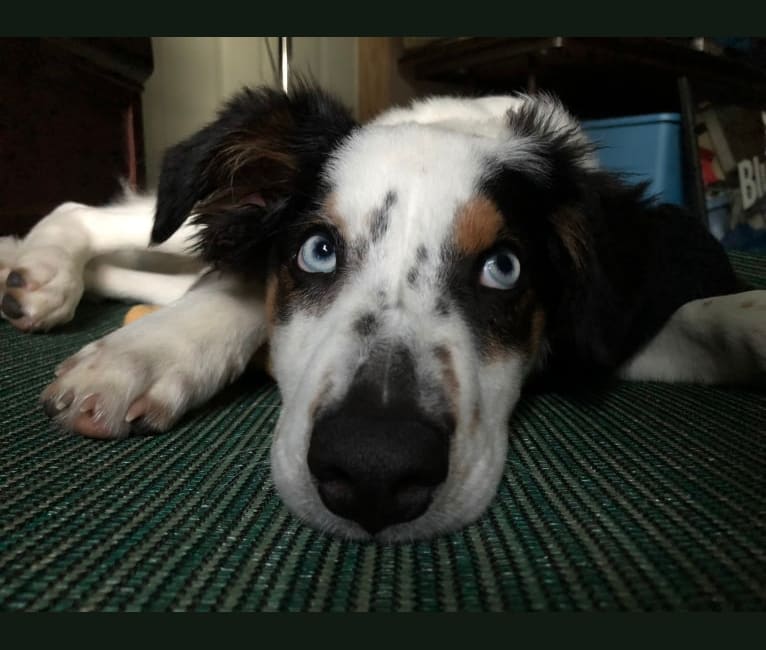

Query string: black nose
308 413 450 534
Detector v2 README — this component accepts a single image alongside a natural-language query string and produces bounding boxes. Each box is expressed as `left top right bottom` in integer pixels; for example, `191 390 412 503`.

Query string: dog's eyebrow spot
740 299 754 309
407 266 419 286
453 195 504 256
370 191 397 243
416 245 428 262
353 312 378 337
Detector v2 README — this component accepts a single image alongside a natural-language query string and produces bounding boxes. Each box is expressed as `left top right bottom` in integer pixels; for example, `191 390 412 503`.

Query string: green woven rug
1 252 764 611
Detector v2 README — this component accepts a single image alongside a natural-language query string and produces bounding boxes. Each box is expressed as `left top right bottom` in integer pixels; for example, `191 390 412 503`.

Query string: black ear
485 94 650 373
150 82 357 264
484 93 599 269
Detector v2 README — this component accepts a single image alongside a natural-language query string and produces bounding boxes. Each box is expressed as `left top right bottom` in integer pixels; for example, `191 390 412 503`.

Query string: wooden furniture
398 37 766 118
0 38 153 236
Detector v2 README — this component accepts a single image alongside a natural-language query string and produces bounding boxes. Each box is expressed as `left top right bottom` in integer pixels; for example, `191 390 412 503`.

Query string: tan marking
434 345 460 423
470 402 481 435
454 196 504 255
527 307 546 356
310 376 335 422
219 137 297 176
740 300 754 309
199 116 300 210
552 208 588 272
321 193 349 243
703 299 713 307
483 338 515 362
214 105 301 185
265 272 279 332
483 290 542 362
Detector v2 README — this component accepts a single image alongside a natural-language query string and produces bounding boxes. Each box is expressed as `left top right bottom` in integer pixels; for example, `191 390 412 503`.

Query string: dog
1 84 764 541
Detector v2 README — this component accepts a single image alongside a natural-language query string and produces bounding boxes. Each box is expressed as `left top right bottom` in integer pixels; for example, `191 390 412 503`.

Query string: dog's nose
308 414 449 534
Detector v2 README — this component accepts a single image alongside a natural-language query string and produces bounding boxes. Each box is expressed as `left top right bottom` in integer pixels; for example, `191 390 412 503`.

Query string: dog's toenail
42 389 75 418
6 271 25 288
55 390 75 411
128 417 161 437
42 400 60 419
1 294 24 319
79 394 98 414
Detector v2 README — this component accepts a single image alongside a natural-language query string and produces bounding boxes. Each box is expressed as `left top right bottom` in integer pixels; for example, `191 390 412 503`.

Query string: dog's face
152 85 602 540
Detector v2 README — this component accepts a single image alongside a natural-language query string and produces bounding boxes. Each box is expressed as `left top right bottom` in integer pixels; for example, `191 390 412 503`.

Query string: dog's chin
270 482 500 543
270 418 509 542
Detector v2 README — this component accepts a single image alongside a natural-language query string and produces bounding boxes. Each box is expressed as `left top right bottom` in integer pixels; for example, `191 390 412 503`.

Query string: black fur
151 81 357 274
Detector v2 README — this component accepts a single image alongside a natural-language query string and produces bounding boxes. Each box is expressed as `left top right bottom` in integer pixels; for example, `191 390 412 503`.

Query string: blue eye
480 248 520 290
298 232 337 274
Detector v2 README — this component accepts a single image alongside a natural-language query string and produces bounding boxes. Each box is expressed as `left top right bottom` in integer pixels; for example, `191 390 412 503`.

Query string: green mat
1 251 764 611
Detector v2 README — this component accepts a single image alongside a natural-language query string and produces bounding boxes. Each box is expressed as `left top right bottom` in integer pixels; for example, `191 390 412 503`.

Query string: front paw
1 245 85 332
40 330 194 439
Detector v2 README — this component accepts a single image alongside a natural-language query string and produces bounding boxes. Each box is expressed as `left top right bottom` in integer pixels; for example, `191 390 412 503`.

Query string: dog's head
152 84 627 540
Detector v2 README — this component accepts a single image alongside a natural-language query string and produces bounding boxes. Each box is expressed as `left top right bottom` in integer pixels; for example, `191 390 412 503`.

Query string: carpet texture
1 252 764 611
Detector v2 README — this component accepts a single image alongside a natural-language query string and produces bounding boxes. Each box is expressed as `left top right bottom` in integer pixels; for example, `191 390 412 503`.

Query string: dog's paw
1 244 85 332
40 326 196 439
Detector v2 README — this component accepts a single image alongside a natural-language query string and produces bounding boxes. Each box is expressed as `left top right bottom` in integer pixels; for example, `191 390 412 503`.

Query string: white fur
620 290 766 383
0 195 203 331
40 271 267 438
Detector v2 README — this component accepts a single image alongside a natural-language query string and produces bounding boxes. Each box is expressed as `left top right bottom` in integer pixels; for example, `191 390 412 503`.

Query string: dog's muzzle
307 345 451 534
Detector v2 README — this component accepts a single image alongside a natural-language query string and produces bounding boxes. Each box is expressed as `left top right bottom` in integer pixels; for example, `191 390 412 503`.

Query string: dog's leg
83 262 201 306
620 290 766 384
41 270 267 438
0 194 199 331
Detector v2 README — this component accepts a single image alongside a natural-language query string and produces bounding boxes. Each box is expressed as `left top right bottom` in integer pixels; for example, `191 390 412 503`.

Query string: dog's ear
493 94 736 376
486 93 599 272
487 94 654 371
151 83 357 267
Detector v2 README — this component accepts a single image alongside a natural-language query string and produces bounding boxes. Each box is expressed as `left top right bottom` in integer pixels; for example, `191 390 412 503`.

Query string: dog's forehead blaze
453 196 504 255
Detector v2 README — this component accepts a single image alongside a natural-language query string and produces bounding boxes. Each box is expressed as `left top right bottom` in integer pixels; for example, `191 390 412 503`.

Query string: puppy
1 84 764 541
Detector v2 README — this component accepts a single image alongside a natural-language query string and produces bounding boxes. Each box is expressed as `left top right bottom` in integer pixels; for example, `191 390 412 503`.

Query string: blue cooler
582 113 685 206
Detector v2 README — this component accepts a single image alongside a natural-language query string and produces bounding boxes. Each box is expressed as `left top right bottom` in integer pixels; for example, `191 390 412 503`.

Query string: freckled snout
307 344 451 535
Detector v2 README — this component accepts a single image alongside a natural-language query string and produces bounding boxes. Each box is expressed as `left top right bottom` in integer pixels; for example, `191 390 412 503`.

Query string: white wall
141 37 358 188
